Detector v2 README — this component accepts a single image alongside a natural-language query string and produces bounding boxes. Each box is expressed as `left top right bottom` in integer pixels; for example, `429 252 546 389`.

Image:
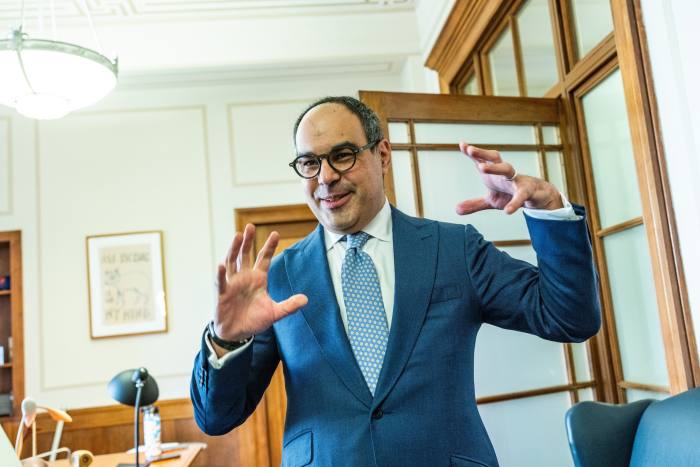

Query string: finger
225 232 244 279
478 161 515 178
455 197 492 215
461 143 502 163
273 294 309 321
238 224 256 270
504 188 530 215
254 231 280 272
216 264 227 295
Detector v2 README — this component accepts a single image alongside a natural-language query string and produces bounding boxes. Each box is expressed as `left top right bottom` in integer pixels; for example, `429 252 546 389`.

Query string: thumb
273 294 308 321
455 197 492 215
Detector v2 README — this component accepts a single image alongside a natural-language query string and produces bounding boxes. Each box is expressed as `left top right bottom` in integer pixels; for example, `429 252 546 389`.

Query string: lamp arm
133 381 144 467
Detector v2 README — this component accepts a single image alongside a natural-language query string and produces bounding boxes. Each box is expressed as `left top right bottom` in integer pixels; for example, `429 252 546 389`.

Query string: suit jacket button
372 408 383 420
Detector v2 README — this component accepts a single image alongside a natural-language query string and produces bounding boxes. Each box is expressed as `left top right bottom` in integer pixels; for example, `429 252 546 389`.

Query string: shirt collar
324 200 392 251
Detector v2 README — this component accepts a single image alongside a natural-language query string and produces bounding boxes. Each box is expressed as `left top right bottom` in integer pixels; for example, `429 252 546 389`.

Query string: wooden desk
48 444 203 467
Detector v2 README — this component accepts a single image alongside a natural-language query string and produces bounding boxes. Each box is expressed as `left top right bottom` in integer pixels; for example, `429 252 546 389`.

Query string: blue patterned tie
341 231 389 396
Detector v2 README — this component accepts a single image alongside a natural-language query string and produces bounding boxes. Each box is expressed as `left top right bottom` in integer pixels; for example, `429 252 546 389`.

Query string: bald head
294 99 392 234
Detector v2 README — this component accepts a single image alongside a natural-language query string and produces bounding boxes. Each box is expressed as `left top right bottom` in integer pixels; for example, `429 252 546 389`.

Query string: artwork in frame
86 231 168 339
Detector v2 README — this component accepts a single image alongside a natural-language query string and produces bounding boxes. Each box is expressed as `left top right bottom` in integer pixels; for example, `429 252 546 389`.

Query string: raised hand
455 142 563 215
213 224 308 344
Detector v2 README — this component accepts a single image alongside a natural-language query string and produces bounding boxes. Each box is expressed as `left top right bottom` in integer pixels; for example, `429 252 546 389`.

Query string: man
191 96 600 467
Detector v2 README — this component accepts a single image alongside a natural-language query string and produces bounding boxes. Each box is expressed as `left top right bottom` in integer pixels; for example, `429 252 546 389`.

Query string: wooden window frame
573 57 670 401
362 90 594 406
451 61 485 96
426 0 698 398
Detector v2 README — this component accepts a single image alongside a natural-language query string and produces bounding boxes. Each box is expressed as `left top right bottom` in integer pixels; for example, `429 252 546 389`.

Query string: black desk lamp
108 368 159 467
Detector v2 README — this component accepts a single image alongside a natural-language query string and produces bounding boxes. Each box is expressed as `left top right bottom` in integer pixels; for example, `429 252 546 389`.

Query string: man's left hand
455 142 564 215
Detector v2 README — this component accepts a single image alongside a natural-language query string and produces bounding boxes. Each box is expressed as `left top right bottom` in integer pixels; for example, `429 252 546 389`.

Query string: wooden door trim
235 204 316 232
234 204 318 467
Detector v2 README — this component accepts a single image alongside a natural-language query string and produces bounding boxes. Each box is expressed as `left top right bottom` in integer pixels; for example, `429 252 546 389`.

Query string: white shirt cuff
522 193 581 221
205 331 253 370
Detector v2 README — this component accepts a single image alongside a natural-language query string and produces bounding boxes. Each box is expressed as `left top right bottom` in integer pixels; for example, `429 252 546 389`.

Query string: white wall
640 0 700 362
0 0 432 412
0 69 404 409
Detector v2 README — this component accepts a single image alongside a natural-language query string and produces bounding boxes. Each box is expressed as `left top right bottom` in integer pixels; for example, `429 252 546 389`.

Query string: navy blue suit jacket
191 206 600 467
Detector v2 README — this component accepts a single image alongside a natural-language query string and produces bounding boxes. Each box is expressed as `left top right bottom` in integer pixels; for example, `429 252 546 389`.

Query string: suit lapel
372 208 438 407
285 226 373 408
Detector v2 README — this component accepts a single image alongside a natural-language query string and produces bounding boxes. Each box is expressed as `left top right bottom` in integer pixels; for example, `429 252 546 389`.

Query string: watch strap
207 321 251 351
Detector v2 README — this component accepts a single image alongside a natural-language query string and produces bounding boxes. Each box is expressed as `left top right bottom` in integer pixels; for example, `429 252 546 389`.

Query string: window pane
571 342 591 381
499 245 537 266
414 123 536 145
475 325 569 396
578 388 595 401
570 0 614 59
581 68 643 229
478 392 574 467
546 152 568 196
417 150 539 241
626 389 668 403
541 125 560 144
391 150 417 217
518 0 559 96
388 122 410 144
462 73 478 95
488 27 520 96
604 225 668 386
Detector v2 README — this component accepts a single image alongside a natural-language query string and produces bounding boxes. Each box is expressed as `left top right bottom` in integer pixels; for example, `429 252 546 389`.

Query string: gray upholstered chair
565 388 700 467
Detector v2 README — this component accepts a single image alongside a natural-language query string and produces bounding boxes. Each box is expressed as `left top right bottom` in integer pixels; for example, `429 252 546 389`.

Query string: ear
376 138 392 175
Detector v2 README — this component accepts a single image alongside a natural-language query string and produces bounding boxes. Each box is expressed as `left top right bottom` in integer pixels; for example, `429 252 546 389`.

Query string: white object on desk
0 427 22 467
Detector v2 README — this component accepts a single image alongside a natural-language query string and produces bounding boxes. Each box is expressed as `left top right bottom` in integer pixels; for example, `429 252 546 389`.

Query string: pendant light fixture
0 0 118 120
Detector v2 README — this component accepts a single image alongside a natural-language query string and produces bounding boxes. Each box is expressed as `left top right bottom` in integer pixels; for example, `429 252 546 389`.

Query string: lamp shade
108 369 159 407
0 30 118 119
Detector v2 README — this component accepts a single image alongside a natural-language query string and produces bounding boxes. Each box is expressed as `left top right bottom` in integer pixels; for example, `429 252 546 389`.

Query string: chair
14 398 72 462
565 388 700 467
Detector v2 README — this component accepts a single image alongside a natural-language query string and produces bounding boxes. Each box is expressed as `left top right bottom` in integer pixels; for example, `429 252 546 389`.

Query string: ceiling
0 0 414 24
0 0 421 82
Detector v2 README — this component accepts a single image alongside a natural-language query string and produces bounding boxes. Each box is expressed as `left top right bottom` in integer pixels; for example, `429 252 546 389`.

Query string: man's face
295 103 391 235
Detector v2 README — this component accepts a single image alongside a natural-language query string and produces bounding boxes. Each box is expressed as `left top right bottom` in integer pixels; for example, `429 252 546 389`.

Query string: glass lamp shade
108 369 159 407
0 33 118 120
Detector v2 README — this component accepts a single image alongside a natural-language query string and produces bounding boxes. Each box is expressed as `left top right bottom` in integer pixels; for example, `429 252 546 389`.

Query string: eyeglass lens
295 150 356 178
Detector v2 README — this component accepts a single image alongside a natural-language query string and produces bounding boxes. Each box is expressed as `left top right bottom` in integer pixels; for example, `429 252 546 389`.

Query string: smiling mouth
319 192 351 209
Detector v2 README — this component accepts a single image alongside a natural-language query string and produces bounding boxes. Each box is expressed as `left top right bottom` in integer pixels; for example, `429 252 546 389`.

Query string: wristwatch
207 321 252 351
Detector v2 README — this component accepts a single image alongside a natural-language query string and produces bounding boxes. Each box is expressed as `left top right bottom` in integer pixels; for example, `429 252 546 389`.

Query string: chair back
566 399 652 467
629 388 700 467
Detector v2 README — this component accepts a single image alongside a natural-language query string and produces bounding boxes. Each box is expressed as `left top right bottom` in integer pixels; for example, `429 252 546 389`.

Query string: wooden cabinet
0 230 24 420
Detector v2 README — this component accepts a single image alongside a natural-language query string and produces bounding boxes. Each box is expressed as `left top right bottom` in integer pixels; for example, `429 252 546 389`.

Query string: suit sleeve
190 325 279 435
465 204 601 342
190 256 289 436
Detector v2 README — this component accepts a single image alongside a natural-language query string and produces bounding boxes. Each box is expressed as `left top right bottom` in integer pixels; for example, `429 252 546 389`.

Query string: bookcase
0 230 24 420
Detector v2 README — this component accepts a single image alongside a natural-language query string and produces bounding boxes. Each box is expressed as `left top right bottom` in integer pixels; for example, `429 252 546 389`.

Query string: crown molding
116 56 406 90
0 0 414 25
424 0 508 84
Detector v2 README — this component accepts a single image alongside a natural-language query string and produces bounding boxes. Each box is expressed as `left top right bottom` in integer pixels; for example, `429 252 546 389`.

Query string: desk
48 444 203 467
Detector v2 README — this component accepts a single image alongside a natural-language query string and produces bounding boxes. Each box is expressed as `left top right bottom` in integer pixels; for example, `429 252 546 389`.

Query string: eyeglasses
289 140 379 179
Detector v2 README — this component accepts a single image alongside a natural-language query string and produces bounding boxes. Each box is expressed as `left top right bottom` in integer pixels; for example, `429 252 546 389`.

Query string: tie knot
347 231 371 250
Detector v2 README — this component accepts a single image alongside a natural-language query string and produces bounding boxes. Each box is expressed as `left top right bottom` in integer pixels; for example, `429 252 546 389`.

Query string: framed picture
86 231 168 339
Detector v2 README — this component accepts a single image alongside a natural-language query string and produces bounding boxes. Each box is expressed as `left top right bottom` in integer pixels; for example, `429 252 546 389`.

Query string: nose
317 158 340 185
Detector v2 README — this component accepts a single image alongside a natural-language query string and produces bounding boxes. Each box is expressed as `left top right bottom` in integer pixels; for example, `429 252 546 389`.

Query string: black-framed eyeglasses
288 140 379 179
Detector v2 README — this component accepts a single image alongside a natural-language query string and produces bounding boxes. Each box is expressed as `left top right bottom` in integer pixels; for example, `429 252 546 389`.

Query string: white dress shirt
207 196 579 369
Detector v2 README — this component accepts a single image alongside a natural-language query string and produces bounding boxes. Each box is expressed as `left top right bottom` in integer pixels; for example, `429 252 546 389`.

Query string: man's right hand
213 224 308 347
